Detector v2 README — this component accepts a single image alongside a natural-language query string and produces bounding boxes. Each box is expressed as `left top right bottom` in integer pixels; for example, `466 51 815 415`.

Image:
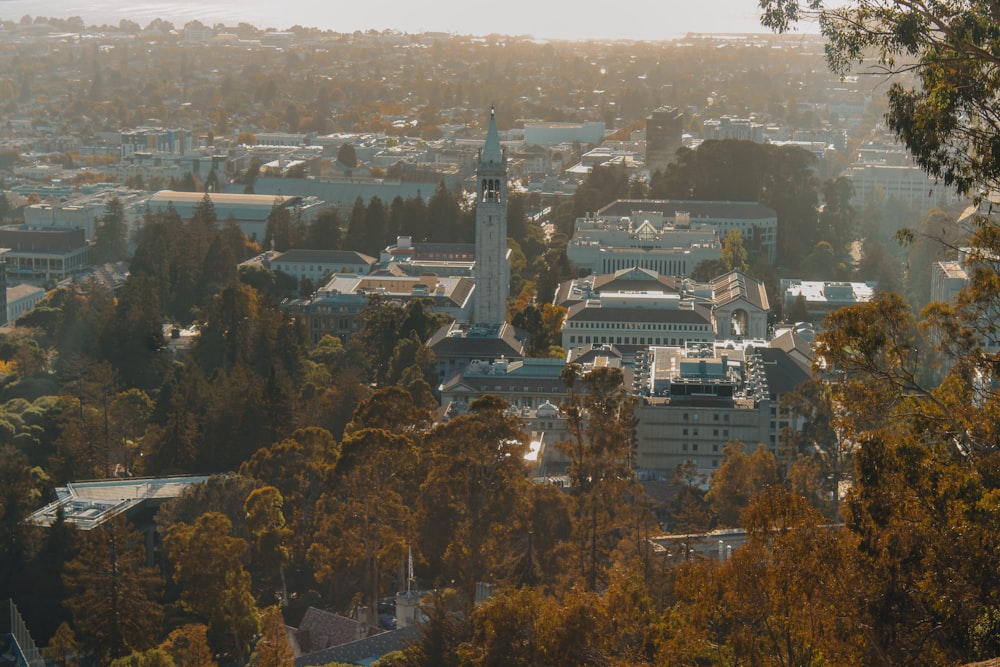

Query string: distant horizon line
0 0 825 42
0 19 824 44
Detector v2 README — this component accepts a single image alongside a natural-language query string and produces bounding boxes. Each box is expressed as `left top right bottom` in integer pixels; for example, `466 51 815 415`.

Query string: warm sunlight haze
0 0 815 39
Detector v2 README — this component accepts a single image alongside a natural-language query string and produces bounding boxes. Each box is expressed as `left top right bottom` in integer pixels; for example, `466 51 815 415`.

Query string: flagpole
407 543 413 594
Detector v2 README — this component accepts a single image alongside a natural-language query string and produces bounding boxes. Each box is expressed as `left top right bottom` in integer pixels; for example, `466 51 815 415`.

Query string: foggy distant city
0 0 790 40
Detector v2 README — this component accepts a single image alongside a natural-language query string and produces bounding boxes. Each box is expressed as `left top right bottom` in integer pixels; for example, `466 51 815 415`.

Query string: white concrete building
523 121 606 146
567 212 721 276
633 338 811 474
568 199 778 273
781 279 876 324
847 141 964 214
561 293 716 356
23 187 149 240
7 283 46 324
267 249 377 285
146 190 325 243
556 267 770 352
931 259 967 304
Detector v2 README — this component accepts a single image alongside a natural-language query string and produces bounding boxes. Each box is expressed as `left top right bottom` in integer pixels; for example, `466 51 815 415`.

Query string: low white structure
557 268 770 356
267 249 376 284
7 284 46 324
524 121 606 146
28 476 210 531
23 187 149 240
575 199 779 265
146 190 325 243
781 279 876 324
567 211 721 276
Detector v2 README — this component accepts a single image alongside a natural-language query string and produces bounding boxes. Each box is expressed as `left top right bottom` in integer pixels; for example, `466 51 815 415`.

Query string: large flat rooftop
28 475 210 530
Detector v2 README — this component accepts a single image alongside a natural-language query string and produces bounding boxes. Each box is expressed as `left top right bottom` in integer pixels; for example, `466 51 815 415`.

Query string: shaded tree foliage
63 516 163 662
165 512 260 662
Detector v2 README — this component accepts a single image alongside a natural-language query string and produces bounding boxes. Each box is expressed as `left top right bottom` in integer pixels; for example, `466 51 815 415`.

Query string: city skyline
0 0 828 41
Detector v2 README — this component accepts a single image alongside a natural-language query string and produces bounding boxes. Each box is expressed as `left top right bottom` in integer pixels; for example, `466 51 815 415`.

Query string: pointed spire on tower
480 107 503 166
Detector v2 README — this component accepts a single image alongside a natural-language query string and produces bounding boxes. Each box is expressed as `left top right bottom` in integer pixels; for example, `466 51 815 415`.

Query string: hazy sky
0 0 826 40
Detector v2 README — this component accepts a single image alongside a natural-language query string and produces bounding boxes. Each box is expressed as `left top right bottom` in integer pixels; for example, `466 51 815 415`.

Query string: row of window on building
568 335 710 346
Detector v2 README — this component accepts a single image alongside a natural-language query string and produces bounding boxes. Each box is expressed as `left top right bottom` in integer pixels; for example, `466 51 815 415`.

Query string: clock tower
473 108 509 325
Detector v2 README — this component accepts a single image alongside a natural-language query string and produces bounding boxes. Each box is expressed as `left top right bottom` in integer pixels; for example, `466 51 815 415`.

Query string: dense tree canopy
11 15 1000 664
63 516 163 662
762 0 1000 197
164 512 260 662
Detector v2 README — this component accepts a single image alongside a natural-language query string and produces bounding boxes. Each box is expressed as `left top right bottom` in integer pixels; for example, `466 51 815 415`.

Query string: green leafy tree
855 238 902 295
780 378 849 516
191 193 218 230
159 625 215 667
558 365 650 591
165 512 260 662
813 293 933 441
669 461 711 533
244 486 293 604
253 606 295 667
786 293 809 323
309 428 417 617
240 427 339 560
102 273 170 390
649 141 821 266
427 183 465 242
63 515 164 662
345 196 367 253
510 302 567 357
690 258 728 282
94 196 129 263
0 192 11 220
202 218 247 292
129 207 188 322
385 333 433 386
401 589 468 667
419 395 529 610
264 201 300 252
308 335 352 376
704 441 779 527
819 176 858 252
670 488 866 664
720 229 749 273
352 294 403 383
194 282 260 372
904 207 962 309
761 0 1000 197
0 445 49 605
337 142 358 168
800 240 844 280
303 207 342 250
344 386 432 436
108 649 175 667
43 622 80 667
156 474 259 546
362 196 388 256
